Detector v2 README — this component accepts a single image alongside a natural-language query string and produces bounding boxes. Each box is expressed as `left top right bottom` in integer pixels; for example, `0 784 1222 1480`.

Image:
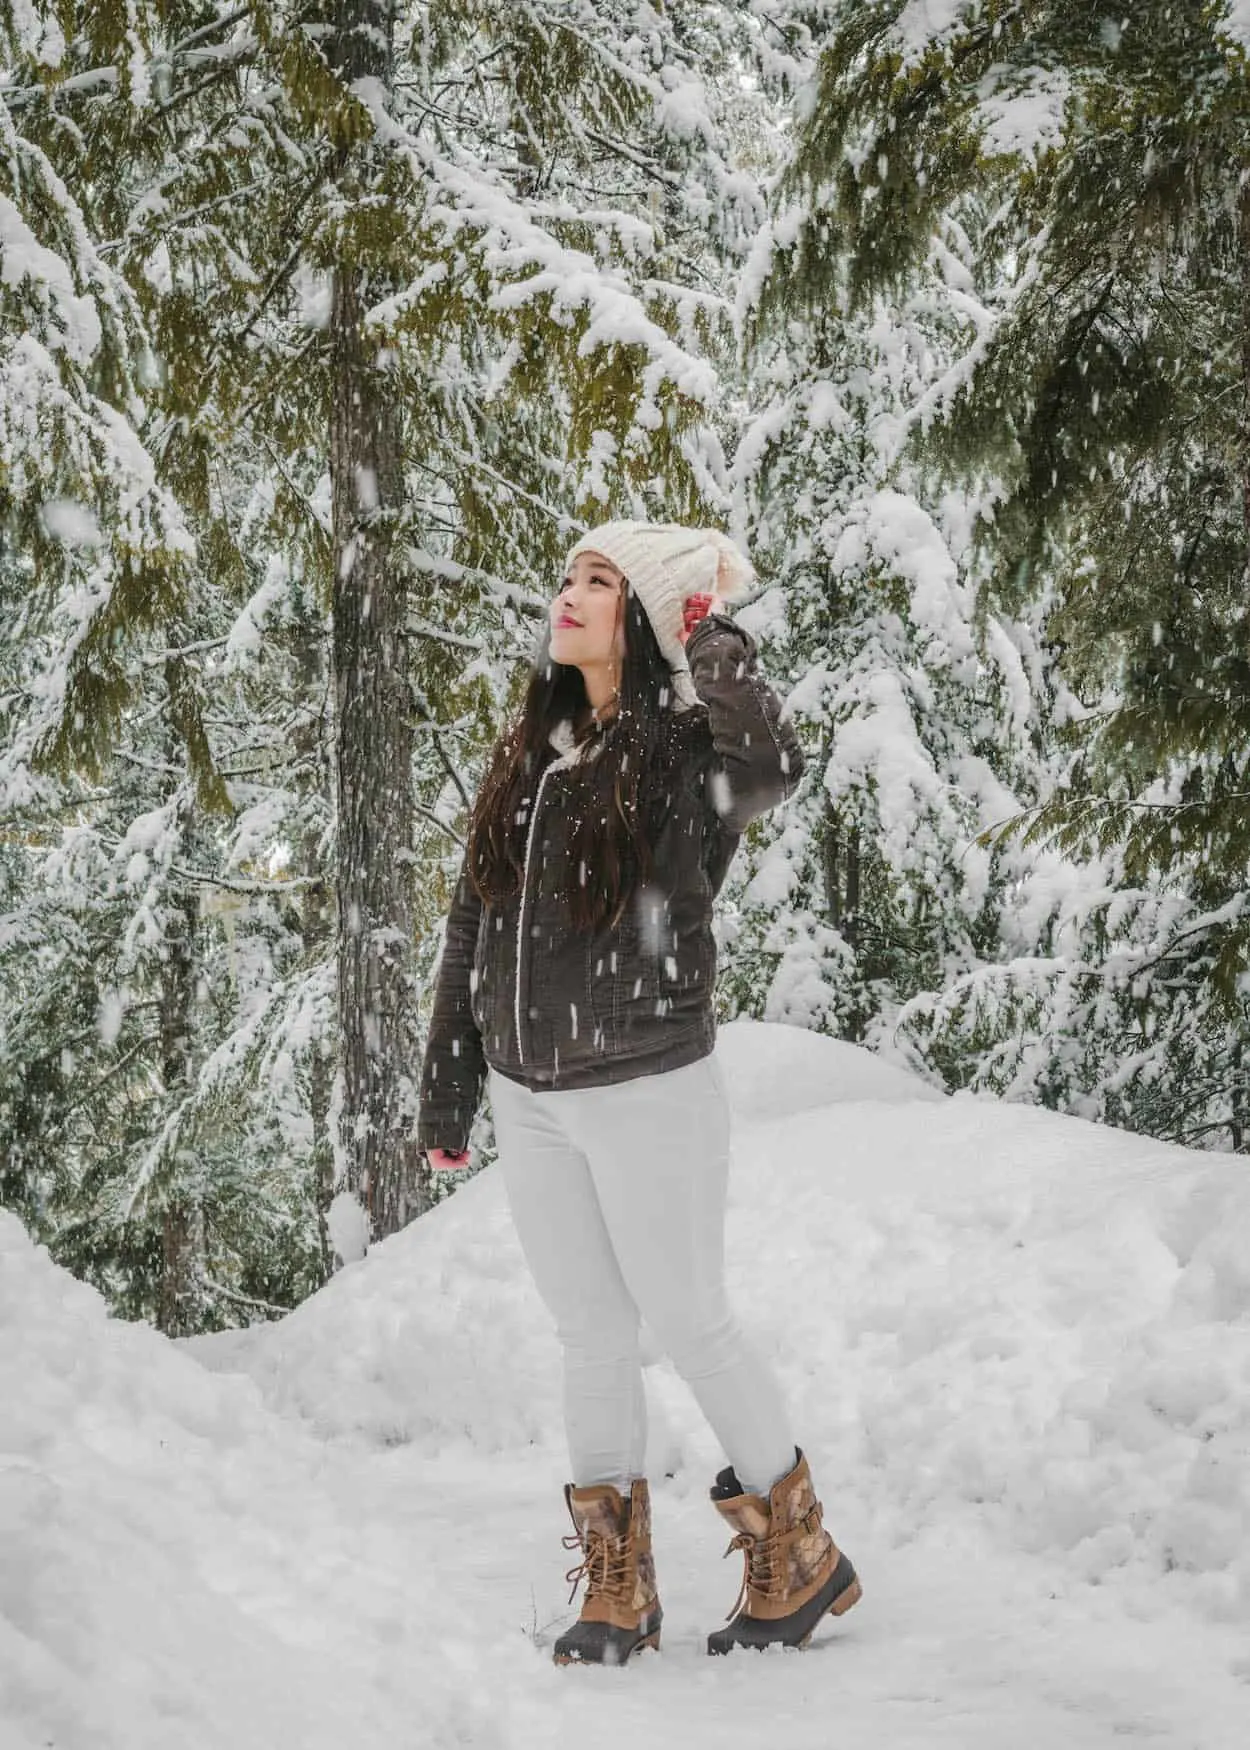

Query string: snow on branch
122 961 335 1220
351 83 719 408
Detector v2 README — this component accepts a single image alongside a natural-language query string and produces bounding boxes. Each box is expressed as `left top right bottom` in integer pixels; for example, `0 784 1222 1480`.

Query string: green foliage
726 0 1250 1136
786 2 1250 903
728 166 1055 1048
0 0 761 1324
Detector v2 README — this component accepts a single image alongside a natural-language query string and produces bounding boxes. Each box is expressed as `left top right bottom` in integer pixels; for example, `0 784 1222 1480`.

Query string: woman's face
549 551 627 669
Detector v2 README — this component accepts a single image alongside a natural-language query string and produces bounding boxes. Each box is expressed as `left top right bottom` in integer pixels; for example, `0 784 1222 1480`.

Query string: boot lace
563 1515 633 1606
722 1502 823 1622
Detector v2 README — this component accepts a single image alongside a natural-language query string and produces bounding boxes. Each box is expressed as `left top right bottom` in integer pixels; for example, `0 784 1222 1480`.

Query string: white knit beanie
562 521 755 709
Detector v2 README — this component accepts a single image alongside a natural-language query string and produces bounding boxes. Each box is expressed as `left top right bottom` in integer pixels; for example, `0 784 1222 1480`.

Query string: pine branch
416 806 465 847
407 617 489 651
163 6 256 63
167 865 324 896
582 126 686 189
258 438 334 549
98 177 294 255
140 639 231 667
200 1277 291 1320
0 67 118 109
427 41 516 98
411 690 474 811
51 1036 161 1128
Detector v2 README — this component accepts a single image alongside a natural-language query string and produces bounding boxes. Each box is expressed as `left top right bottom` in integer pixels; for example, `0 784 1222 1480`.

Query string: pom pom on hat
562 520 755 709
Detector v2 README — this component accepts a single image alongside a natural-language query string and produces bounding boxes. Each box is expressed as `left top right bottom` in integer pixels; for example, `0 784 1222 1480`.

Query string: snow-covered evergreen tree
719 18 1062 1057
766 0 1250 1142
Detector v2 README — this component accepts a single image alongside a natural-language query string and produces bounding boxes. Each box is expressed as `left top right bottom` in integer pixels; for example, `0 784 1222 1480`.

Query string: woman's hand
679 592 725 646
427 1147 472 1171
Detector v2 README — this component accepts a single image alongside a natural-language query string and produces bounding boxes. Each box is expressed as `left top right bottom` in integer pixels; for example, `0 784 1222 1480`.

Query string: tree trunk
158 1196 199 1337
1240 169 1250 572
157 856 202 1336
821 794 860 953
844 819 861 951
327 1 428 1240
821 795 840 929
294 607 337 1274
1230 1039 1247 1155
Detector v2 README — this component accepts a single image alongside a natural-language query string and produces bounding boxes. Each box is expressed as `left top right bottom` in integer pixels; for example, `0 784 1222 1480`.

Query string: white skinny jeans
488 1054 797 1495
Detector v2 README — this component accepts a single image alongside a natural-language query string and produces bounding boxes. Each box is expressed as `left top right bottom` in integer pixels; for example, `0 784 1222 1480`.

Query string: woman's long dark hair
467 586 697 931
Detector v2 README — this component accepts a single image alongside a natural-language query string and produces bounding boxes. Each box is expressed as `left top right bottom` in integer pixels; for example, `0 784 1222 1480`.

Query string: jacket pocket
585 922 646 1054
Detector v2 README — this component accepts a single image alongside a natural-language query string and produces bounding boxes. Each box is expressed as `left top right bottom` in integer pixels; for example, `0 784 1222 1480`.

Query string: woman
417 521 860 1666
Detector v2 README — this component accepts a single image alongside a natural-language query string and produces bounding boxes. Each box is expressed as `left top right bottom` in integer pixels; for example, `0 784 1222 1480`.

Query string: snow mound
0 1214 508 1750
192 1166 559 1454
5 1020 1250 1748
716 1017 943 1120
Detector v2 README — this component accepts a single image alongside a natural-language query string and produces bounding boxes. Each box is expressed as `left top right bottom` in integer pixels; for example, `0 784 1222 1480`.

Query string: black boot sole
706 1551 861 1655
553 1605 663 1666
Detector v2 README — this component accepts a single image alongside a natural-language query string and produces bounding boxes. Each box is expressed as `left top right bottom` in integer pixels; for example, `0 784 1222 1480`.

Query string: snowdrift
0 1212 503 1750
714 1015 945 1119
4 1020 1249 1750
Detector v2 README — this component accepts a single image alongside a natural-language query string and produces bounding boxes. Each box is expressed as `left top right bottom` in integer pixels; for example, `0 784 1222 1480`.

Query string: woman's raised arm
685 615 805 833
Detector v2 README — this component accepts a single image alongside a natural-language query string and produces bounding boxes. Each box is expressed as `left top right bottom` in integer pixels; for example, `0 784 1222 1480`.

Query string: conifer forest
5 1 1250 1335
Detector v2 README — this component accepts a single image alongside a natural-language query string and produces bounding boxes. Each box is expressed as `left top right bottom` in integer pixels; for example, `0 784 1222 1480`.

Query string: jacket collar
548 718 579 762
547 717 608 770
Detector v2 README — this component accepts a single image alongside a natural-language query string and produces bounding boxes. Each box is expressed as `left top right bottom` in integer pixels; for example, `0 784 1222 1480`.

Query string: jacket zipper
513 759 559 1068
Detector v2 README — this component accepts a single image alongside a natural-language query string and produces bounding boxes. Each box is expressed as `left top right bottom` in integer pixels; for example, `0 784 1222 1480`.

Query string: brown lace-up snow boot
707 1447 861 1654
553 1478 663 1666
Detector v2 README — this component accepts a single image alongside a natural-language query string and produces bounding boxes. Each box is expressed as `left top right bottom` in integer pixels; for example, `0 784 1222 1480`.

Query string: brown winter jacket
416 616 804 1153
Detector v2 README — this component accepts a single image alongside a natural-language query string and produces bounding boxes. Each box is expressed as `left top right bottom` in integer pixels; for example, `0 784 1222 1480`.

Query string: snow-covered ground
3 1019 1249 1750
